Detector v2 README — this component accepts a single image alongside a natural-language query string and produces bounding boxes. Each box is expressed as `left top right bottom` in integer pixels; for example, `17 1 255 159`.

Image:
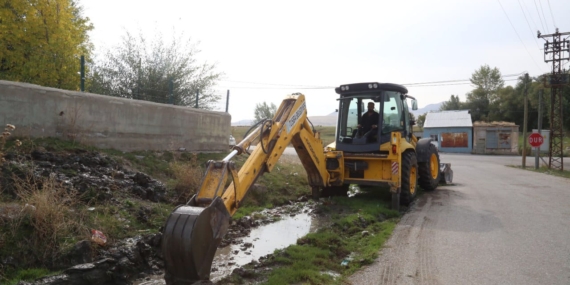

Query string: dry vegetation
169 154 204 203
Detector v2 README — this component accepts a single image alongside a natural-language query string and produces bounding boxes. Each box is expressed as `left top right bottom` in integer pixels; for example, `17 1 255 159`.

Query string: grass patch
2 268 58 285
221 189 400 285
314 126 336 146
510 165 570 179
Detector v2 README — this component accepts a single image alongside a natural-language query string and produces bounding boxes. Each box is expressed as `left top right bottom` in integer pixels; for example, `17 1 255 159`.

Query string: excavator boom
161 94 329 284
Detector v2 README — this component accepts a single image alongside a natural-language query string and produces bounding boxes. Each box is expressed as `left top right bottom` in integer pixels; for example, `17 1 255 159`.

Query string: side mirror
410 120 416 126
411 99 418 110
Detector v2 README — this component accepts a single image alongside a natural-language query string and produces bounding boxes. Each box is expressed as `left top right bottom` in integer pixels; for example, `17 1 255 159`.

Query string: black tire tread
400 151 418 206
418 144 440 191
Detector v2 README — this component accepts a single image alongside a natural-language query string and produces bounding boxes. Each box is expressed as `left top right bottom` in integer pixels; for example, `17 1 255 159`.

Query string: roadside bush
9 175 87 266
169 154 203 203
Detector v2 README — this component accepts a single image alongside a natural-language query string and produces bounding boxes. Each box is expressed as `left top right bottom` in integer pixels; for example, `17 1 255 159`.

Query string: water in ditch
210 210 323 282
135 205 324 284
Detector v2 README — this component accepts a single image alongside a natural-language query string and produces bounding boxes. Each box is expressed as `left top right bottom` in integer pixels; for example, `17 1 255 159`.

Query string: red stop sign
529 133 544 147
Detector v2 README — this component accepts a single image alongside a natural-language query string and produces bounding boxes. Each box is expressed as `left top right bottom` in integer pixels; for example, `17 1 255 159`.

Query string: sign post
529 133 544 169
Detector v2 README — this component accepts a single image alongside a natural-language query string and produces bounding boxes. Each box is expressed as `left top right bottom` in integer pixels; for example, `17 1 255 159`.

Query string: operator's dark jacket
360 111 379 133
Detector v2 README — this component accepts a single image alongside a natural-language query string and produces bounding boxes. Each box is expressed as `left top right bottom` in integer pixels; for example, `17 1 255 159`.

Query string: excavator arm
161 93 330 284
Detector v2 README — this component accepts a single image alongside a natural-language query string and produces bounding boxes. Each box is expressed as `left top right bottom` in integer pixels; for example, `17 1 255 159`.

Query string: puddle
211 210 323 282
132 203 326 284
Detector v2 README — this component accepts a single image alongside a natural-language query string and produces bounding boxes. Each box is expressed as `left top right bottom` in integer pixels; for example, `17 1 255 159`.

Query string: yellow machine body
161 85 449 284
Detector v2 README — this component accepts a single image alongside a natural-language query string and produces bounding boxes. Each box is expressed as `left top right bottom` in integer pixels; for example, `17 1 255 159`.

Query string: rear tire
400 151 418 206
321 184 349 197
419 144 440 191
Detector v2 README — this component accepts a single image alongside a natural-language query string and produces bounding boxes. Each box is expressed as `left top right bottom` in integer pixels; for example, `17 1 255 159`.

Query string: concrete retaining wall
0 80 231 152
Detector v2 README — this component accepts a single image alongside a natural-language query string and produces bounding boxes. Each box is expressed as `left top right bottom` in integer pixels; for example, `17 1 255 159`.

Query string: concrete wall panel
0 80 231 152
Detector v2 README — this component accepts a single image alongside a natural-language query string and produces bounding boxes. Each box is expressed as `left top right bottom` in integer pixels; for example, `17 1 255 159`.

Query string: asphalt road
347 153 570 285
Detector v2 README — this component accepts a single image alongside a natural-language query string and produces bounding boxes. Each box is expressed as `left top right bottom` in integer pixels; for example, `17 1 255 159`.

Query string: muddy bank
1 145 329 285
15 200 324 285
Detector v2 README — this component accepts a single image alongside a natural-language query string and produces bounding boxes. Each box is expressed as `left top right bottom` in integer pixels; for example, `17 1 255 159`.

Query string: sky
80 0 570 122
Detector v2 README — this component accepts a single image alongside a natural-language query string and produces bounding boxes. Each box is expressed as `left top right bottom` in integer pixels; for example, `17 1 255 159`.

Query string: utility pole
80 55 85 92
169 79 174 105
538 28 570 171
225 90 230 113
195 90 199 108
522 73 529 169
535 89 543 169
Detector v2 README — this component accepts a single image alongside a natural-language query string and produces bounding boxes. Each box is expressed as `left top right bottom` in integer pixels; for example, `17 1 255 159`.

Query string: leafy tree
465 65 504 121
440 95 464 111
88 30 222 109
416 113 427 128
0 0 93 90
254 101 277 123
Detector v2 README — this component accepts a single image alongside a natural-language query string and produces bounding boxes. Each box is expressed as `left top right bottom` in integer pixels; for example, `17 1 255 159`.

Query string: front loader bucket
439 163 453 184
161 196 231 285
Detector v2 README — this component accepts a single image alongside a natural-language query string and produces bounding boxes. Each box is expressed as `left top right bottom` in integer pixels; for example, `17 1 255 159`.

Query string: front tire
419 144 440 191
400 151 418 206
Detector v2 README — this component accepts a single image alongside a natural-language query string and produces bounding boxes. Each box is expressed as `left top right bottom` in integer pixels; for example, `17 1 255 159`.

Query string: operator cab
334 82 418 153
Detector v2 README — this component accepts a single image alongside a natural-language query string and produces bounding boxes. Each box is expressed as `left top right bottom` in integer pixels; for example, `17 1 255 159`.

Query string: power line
217 73 525 90
216 85 333 90
217 78 523 90
521 0 541 34
546 0 557 29
405 78 519 88
403 73 523 86
533 0 548 33
517 0 542 50
537 0 551 32
497 0 546 72
220 80 329 88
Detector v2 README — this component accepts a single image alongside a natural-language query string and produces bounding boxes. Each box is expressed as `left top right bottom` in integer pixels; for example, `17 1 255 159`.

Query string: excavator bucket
439 163 453 184
161 196 231 285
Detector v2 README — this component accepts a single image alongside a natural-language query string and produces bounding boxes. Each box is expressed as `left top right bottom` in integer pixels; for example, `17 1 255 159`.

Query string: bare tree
88 30 223 109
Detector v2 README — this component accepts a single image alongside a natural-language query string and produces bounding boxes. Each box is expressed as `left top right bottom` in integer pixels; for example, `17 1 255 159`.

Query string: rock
297 195 308 202
67 240 93 266
361 230 370 237
31 149 48 161
132 185 146 197
133 172 152 187
38 161 52 168
232 268 255 278
1 255 16 268
112 171 125 179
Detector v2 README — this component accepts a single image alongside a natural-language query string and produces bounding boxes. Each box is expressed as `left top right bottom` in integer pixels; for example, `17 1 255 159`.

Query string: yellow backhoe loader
161 82 452 284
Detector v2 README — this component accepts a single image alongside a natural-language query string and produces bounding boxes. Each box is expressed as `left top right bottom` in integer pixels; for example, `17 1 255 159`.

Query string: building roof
473 121 517 127
423 110 473 128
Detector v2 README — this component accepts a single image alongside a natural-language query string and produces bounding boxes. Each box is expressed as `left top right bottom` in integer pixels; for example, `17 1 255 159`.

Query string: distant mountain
232 103 441 127
411 102 443 117
231 119 255 126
